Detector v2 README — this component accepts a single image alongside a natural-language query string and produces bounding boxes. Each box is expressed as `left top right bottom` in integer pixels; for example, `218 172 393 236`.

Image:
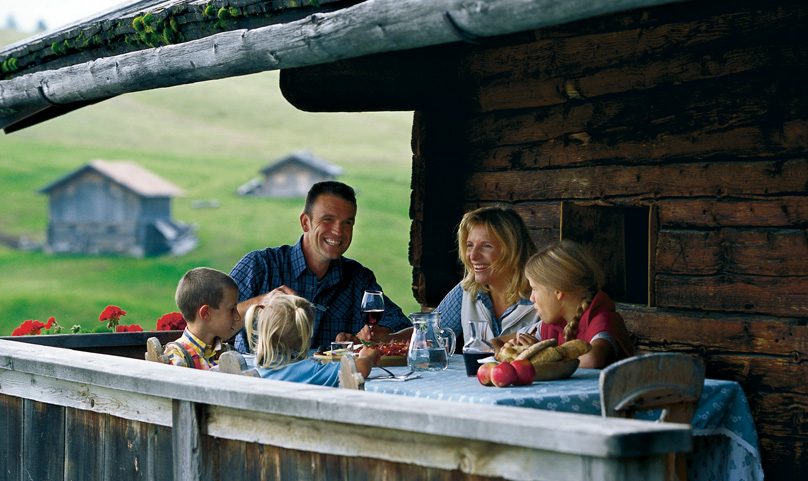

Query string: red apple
491 362 518 388
477 362 497 386
510 359 536 385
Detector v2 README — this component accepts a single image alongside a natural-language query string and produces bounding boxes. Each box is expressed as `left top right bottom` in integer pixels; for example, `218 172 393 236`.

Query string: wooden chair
599 353 705 481
339 354 365 390
145 337 171 364
216 351 259 377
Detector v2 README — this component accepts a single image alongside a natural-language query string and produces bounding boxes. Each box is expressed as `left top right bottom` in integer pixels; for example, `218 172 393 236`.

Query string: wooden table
364 356 764 481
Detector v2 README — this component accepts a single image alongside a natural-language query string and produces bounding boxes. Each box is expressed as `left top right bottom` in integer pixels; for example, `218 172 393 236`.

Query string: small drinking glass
330 341 353 360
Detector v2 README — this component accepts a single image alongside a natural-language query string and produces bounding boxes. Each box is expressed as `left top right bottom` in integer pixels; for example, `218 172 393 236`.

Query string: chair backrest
599 353 705 424
145 337 171 364
217 351 259 377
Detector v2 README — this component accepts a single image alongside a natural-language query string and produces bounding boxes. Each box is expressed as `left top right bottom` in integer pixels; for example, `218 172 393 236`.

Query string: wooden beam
280 44 465 112
0 0 688 130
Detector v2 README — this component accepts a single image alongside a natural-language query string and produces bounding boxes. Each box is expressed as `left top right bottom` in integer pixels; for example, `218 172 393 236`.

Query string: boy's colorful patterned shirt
164 329 222 370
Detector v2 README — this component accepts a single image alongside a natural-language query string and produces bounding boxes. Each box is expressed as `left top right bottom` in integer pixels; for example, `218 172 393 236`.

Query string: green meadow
0 29 421 335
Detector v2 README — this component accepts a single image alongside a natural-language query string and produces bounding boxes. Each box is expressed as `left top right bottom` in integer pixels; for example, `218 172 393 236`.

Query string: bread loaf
515 338 558 361
559 339 592 361
528 345 564 365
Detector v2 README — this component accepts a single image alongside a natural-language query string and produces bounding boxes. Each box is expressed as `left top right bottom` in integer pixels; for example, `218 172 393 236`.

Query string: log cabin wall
410 0 806 479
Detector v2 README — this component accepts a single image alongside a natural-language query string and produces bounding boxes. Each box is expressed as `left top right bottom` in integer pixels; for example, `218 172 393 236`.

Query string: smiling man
228 181 411 352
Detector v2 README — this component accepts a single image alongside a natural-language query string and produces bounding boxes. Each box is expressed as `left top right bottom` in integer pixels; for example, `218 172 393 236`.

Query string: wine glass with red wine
361 290 385 339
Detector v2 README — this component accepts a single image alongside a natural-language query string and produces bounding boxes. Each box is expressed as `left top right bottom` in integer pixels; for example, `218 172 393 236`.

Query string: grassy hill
0 29 421 334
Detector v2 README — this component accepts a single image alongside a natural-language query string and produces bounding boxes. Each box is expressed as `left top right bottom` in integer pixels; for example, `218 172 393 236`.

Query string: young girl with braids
493 240 633 368
244 294 378 385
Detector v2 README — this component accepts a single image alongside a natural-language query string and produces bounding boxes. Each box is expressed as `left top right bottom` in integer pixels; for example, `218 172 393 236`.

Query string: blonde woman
498 240 633 369
245 294 378 385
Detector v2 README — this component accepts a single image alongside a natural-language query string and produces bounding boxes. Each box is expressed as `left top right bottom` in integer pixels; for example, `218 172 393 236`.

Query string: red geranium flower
11 319 46 336
116 324 144 333
99 305 127 330
156 312 186 331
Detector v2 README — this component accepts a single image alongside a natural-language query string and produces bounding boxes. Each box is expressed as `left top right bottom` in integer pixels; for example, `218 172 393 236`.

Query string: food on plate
356 340 409 357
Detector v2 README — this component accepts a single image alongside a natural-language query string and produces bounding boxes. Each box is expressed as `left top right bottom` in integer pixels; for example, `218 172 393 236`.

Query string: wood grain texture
656 228 808 276
0 394 22 481
654 273 808 317
465 159 807 202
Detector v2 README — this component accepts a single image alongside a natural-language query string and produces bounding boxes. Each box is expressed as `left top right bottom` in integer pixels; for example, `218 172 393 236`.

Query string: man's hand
260 285 298 305
356 325 393 342
335 332 361 344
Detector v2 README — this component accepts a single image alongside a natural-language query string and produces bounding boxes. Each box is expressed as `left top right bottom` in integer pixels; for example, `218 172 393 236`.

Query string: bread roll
496 344 526 362
528 345 564 365
559 339 592 361
515 338 558 361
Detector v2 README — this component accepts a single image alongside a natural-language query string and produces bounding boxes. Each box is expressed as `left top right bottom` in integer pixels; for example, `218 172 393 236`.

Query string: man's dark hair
304 181 357 216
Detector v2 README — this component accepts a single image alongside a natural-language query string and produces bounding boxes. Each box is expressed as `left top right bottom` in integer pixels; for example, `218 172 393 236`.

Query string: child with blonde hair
245 294 378 385
495 240 633 368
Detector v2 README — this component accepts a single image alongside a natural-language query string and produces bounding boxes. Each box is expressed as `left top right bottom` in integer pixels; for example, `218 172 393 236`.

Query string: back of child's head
175 267 238 322
244 294 314 369
526 240 605 341
526 240 604 294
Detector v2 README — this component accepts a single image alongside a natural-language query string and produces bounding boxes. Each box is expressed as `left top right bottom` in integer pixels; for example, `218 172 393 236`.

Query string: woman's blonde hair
458 206 536 304
524 240 604 342
244 294 314 369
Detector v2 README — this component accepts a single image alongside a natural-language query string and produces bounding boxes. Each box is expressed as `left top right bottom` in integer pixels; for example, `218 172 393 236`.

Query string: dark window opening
560 202 654 306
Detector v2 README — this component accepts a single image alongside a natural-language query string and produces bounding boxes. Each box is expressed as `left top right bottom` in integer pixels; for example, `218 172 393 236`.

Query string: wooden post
173 400 202 481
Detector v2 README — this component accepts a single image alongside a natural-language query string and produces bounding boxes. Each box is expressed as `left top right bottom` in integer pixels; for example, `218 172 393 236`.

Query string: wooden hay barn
38 160 196 257
1 0 806 479
237 150 344 197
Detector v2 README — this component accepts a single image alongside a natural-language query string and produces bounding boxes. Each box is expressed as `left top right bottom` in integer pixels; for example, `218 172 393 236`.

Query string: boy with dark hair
165 267 242 369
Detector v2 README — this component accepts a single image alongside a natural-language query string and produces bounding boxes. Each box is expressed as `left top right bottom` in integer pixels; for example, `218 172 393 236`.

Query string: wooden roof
39 160 185 197
0 0 690 133
261 151 343 176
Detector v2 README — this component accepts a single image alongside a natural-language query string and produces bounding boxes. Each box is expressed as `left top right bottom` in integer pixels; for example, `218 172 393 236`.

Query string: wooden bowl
533 359 580 381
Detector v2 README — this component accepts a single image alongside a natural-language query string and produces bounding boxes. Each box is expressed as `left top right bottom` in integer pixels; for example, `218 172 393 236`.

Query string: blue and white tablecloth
365 357 764 481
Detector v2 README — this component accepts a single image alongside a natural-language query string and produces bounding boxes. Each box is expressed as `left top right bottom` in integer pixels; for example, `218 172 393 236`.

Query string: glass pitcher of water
407 312 456 371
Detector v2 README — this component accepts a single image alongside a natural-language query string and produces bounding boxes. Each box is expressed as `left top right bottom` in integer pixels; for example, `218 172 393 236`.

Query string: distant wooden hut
39 160 196 257
237 151 343 197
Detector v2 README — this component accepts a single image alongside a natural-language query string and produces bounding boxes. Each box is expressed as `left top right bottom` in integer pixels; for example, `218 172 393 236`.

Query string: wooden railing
0 339 691 481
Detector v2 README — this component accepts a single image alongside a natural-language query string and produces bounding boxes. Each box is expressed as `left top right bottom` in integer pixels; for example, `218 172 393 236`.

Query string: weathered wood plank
204 404 679 481
657 197 808 228
464 2 808 112
0 368 172 427
656 228 808 276
65 408 105 481
0 394 22 481
464 159 808 202
464 71 808 156
173 400 203 481
468 117 808 172
654 273 808 318
23 399 65 480
104 415 150 481
149 424 174 481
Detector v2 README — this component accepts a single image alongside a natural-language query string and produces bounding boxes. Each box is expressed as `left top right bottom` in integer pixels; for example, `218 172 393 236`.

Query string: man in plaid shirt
230 181 411 352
